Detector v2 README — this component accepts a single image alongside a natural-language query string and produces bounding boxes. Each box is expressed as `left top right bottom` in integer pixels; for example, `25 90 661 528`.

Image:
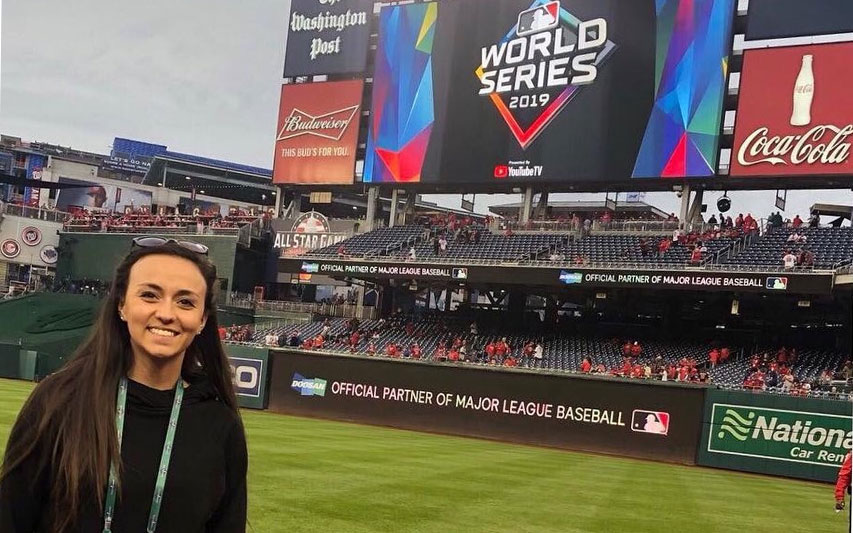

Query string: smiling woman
0 242 247 532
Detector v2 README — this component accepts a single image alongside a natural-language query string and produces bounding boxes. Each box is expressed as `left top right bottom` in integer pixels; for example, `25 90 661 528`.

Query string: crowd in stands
739 347 849 396
62 207 262 232
224 313 850 398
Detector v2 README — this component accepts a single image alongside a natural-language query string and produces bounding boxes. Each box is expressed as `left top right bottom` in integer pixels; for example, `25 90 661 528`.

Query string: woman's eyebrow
137 283 199 297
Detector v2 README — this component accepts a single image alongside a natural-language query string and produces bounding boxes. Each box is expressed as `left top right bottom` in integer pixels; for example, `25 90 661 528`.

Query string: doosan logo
277 105 360 141
291 373 328 396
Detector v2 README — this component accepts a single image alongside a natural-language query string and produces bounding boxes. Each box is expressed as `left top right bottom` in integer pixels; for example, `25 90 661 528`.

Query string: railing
227 294 378 320
1 202 73 223
294 250 837 274
60 224 241 235
715 383 852 402
501 219 684 234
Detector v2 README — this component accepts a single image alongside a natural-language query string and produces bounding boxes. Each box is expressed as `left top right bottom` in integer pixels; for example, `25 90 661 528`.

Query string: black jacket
0 373 247 532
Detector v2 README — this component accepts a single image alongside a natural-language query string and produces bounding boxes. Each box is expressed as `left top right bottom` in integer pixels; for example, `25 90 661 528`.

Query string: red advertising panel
731 43 853 177
272 80 363 185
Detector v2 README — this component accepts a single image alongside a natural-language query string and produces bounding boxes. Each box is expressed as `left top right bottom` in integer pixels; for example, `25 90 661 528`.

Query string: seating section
240 316 847 389
709 348 844 385
414 233 564 261
554 234 737 265
724 227 853 269
308 225 427 257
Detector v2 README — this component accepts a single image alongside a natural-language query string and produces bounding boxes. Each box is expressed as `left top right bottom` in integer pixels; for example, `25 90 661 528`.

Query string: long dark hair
0 242 238 531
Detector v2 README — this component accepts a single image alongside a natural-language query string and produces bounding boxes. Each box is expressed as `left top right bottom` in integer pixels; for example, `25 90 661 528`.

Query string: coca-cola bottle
790 54 814 127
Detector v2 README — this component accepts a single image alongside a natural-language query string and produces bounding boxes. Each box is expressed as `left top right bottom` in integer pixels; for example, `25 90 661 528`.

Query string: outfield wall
267 350 706 465
698 389 852 483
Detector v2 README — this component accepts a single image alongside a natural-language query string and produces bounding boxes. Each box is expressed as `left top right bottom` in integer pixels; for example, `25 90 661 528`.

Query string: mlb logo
516 1 560 37
493 165 509 178
766 277 788 290
631 410 670 435
452 268 468 280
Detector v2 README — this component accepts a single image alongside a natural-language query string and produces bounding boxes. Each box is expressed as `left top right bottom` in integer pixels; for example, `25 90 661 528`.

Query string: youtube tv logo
493 165 509 178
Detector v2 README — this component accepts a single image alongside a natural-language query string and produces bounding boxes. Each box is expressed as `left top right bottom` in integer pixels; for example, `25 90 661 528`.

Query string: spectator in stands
708 214 718 226
657 238 672 257
581 357 592 373
386 342 399 358
783 250 797 270
843 360 853 381
265 332 277 346
504 354 518 367
432 237 440 256
321 320 331 338
709 348 719 368
533 343 543 362
495 338 510 359
639 238 649 258
799 248 815 267
808 213 820 228
410 343 422 359
366 341 377 355
218 325 227 340
439 235 448 255
435 343 448 362
301 337 314 350
288 331 301 347
792 214 803 228
447 345 461 362
630 342 642 358
690 246 702 264
470 321 478 335
735 213 744 228
313 335 325 349
720 346 730 363
337 244 347 258
409 246 417 261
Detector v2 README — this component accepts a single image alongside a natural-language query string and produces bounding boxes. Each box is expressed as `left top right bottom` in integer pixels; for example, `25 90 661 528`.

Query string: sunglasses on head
132 237 209 255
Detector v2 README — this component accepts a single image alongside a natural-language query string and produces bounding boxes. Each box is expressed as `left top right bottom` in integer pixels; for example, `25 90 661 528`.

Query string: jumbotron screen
363 0 735 185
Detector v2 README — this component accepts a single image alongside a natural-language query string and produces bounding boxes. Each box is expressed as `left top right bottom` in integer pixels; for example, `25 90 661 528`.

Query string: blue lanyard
103 377 184 533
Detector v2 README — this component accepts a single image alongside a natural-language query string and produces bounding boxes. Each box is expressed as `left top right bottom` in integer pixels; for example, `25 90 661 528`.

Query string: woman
0 238 247 531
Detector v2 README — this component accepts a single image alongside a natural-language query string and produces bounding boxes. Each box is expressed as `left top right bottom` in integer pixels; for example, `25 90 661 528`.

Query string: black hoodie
0 372 247 532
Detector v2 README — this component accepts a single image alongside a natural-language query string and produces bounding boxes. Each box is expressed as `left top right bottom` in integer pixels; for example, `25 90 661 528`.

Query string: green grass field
0 379 844 532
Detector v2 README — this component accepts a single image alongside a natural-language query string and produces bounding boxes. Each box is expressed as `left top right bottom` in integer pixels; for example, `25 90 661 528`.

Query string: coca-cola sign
731 43 853 177
272 80 364 185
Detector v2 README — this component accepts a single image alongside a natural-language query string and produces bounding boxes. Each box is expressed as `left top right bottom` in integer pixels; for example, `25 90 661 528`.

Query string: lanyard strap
103 377 184 533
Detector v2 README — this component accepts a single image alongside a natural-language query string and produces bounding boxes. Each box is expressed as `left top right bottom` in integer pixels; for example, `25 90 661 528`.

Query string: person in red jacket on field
835 452 851 516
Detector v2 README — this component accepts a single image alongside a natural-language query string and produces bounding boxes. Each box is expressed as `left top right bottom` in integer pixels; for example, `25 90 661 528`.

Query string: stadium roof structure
138 146 276 206
488 200 669 219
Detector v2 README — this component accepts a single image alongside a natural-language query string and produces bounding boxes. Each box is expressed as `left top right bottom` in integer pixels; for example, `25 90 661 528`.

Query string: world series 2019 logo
476 0 616 150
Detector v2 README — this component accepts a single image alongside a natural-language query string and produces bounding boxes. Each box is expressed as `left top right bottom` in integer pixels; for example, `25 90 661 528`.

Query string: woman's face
119 254 208 363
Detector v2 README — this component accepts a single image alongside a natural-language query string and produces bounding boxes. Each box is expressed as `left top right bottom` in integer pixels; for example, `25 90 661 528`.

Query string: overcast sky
1 0 851 220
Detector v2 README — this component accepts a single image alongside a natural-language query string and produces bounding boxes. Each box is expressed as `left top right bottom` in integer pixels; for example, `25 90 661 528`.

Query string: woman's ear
117 302 126 321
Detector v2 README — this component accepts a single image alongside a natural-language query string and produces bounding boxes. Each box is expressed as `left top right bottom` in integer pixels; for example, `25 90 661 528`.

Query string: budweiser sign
736 124 853 167
272 80 364 185
277 105 359 141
